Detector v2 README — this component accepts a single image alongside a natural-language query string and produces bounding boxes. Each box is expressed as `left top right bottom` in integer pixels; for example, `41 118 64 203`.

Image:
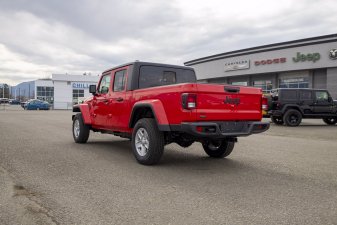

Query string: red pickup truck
72 62 269 165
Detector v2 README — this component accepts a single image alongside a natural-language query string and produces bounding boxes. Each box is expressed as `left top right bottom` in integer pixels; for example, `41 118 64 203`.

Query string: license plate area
219 121 248 133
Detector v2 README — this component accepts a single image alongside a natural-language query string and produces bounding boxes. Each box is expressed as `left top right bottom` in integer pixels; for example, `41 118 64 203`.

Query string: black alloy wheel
283 109 302 127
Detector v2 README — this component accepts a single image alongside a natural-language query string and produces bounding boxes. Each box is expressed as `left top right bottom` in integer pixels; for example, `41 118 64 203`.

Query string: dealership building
13 74 99 109
184 34 337 98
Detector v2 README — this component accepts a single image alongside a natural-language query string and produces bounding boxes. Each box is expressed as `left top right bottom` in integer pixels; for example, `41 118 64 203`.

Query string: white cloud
0 0 336 85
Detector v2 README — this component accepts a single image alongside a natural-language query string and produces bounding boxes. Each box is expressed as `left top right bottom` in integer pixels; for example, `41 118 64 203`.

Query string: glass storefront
279 77 309 88
253 80 273 92
36 86 54 103
231 81 248 86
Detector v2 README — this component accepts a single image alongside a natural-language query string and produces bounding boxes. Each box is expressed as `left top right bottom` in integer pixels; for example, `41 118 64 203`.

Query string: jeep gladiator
72 62 269 165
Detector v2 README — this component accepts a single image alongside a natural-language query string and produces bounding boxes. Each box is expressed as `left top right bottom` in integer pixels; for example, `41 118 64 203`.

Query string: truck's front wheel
72 113 90 143
132 118 164 165
202 139 235 158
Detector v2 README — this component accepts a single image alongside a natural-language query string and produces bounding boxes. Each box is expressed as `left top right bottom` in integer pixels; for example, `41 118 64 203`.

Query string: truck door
92 73 111 128
313 90 332 114
106 68 129 131
298 90 314 114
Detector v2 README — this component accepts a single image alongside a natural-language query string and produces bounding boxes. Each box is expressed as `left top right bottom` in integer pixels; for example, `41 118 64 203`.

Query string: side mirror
89 85 97 95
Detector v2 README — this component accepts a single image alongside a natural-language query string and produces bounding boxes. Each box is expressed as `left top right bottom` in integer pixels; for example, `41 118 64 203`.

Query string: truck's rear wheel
72 113 90 143
283 109 302 127
202 139 235 158
132 118 164 165
323 118 337 125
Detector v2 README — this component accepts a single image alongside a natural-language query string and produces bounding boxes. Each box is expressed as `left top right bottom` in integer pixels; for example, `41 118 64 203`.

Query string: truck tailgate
196 84 262 121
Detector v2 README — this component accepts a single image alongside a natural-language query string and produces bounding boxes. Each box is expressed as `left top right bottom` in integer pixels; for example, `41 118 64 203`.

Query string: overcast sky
0 0 336 85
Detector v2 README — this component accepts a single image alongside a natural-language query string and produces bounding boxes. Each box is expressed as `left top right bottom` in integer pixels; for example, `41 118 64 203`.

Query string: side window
281 90 297 100
315 91 329 101
299 90 312 100
113 70 126 92
138 66 196 89
98 74 111 94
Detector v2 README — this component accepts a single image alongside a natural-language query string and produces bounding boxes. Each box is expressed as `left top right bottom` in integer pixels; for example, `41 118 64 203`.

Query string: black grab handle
224 86 240 93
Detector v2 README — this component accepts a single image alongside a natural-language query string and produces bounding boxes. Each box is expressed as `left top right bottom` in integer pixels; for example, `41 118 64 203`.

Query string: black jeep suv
268 88 337 126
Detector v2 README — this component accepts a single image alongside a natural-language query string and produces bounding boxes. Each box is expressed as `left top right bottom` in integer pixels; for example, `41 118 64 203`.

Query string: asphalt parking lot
1 105 337 225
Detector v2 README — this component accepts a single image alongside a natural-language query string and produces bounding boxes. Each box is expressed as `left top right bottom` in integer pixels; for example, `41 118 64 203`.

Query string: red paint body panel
133 100 169 124
131 83 198 124
195 84 263 121
79 104 92 124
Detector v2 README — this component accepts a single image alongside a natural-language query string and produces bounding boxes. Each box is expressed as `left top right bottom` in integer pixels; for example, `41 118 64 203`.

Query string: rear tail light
182 93 197 109
262 96 268 111
196 126 216 133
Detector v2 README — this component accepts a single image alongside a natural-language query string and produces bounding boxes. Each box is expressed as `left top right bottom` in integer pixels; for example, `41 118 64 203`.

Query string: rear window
281 90 297 100
139 66 196 89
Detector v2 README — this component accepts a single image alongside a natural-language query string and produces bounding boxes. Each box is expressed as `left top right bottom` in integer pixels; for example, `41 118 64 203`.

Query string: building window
73 89 84 104
253 80 272 92
279 77 309 88
231 81 248 86
36 86 54 103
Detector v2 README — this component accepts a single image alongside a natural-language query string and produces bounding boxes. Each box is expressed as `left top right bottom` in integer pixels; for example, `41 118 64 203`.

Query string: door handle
116 97 123 102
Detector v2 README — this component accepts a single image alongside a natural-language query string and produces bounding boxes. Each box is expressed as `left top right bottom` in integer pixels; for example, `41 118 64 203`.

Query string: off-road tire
323 118 337 125
283 109 302 127
202 140 235 158
72 113 90 143
271 116 284 125
132 118 165 165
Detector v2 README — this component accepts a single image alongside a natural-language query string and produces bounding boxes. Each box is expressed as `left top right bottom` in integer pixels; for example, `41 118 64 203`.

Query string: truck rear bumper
170 121 270 138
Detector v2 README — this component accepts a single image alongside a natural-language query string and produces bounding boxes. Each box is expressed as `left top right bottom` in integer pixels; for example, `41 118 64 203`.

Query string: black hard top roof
102 61 194 74
273 88 328 91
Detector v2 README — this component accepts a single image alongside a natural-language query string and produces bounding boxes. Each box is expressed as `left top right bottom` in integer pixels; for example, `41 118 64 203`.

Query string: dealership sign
293 52 320 63
72 83 96 89
224 60 250 71
254 58 286 66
